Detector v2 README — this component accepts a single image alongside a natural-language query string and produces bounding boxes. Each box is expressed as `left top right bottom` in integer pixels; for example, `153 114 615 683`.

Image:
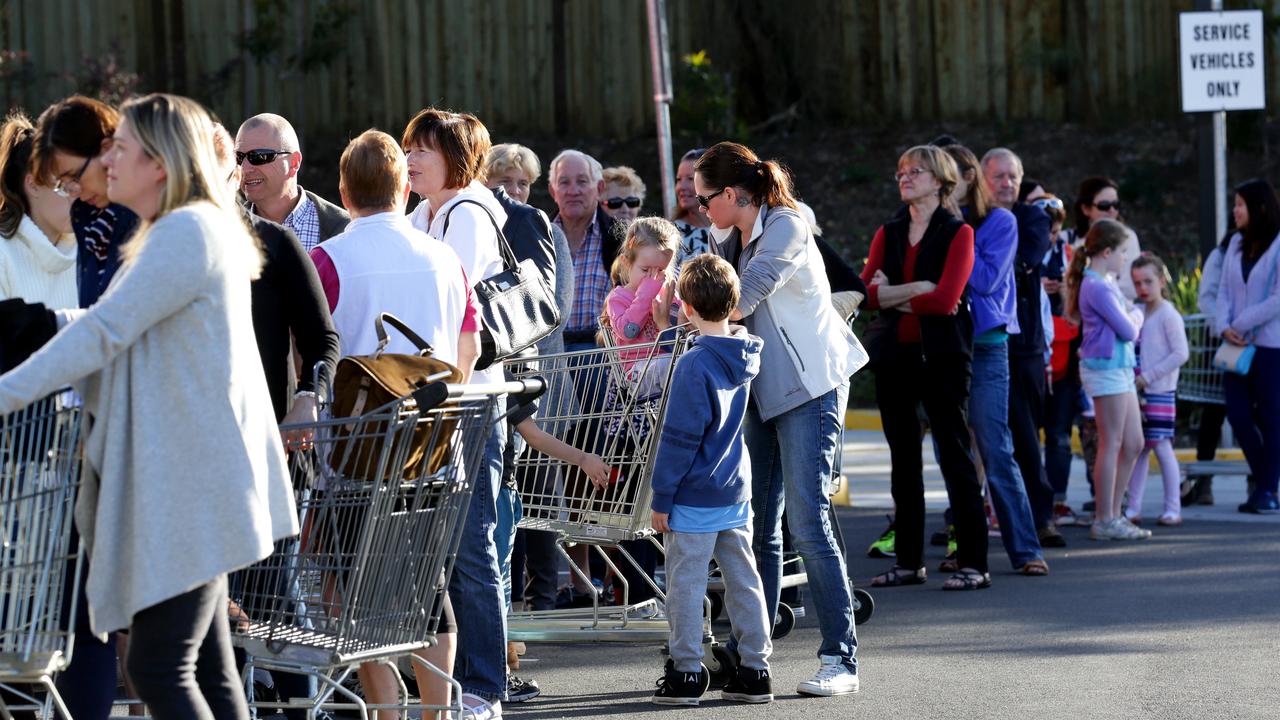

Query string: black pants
56 539 117 720
876 350 988 574
126 575 247 720
511 528 559 610
1008 352 1055 529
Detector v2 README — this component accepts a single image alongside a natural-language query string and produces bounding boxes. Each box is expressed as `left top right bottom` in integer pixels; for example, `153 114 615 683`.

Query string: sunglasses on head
1092 200 1121 212
235 149 290 166
605 196 641 209
1032 197 1064 211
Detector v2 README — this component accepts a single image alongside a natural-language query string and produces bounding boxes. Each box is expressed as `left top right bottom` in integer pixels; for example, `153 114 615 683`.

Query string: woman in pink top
605 217 681 397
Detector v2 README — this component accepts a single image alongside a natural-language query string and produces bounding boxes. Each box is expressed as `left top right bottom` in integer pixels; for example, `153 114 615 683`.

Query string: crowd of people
0 89 1276 718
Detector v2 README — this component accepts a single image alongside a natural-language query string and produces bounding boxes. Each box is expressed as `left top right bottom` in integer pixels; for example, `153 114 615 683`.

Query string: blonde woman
601 165 645 224
0 93 297 718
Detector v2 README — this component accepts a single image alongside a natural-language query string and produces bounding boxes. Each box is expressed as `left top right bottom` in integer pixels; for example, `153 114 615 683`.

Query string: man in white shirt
236 113 349 251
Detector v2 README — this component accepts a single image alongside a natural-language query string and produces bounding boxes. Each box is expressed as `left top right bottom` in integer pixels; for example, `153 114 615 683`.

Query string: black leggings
875 349 989 574
126 575 247 720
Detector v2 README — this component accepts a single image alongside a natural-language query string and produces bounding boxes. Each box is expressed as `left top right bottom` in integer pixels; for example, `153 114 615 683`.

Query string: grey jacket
307 189 350 243
0 203 298 634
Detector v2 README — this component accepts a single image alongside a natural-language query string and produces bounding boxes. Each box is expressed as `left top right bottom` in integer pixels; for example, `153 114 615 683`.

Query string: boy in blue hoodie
650 254 773 706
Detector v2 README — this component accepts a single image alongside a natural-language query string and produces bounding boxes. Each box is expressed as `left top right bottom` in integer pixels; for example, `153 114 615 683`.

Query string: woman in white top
401 107 512 706
0 112 75 307
0 93 297 718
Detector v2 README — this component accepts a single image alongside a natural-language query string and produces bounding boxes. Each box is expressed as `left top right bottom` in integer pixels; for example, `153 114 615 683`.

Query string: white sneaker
796 655 859 697
1117 517 1152 540
460 694 502 719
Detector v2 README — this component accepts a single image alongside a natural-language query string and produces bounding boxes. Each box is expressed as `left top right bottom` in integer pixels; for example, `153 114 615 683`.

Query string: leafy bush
672 51 744 140
1170 265 1201 316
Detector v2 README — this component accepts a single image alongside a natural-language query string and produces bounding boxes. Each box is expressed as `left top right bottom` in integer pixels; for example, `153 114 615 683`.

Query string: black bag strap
374 312 434 357
441 198 520 272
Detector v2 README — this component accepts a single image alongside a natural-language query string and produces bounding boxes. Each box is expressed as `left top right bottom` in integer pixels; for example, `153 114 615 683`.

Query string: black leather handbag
442 199 561 369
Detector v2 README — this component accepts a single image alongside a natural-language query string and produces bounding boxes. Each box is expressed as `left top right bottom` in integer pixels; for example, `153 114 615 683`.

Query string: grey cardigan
0 203 298 634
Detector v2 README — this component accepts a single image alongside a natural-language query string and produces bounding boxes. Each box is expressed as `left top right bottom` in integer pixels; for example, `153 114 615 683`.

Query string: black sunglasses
235 149 291 166
605 196 641 209
696 187 726 208
1092 200 1121 212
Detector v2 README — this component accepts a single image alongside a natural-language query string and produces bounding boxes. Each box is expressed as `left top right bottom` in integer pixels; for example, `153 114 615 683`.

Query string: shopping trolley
1178 313 1251 480
0 392 83 720
232 378 541 720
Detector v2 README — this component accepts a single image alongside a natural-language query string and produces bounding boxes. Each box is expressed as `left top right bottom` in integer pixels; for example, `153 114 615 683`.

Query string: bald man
236 113 348 251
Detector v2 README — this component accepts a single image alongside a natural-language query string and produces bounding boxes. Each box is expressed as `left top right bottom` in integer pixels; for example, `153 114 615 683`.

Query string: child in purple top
1066 219 1151 541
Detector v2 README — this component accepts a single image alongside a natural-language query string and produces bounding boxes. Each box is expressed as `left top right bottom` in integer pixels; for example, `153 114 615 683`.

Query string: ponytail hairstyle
1130 252 1172 300
0 112 36 238
941 144 992 222
898 145 960 215
1233 178 1280 260
1065 218 1130 321
694 141 798 210
610 215 681 285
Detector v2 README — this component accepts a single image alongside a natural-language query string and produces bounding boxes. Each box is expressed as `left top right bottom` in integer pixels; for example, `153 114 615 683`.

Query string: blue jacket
71 200 139 308
965 206 1020 336
1009 202 1052 355
649 327 762 513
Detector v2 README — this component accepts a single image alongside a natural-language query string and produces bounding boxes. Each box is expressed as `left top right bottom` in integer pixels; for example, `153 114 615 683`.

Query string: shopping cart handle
411 381 451 413
507 376 547 407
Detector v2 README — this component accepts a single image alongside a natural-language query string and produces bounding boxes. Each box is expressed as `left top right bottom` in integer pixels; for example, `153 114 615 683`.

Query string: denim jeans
970 341 1044 568
744 382 857 668
496 485 522 611
447 396 508 701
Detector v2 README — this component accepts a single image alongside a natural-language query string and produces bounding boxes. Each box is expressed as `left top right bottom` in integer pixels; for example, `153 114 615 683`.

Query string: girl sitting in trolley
604 217 683 398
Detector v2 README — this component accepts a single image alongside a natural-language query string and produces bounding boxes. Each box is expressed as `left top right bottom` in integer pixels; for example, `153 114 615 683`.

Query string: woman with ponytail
696 141 866 697
0 111 75 308
1065 218 1150 540
0 93 297 718
860 146 990 591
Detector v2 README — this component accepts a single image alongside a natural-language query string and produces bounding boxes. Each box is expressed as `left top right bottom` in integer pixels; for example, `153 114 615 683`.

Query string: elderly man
548 149 622 350
236 113 348 251
981 148 1064 549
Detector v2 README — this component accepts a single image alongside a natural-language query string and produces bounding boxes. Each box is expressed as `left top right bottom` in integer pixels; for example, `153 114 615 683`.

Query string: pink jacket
1137 301 1189 394
606 277 677 366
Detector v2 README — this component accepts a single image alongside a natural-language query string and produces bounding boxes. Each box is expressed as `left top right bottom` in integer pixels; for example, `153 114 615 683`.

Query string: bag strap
374 312 434 358
441 198 520 272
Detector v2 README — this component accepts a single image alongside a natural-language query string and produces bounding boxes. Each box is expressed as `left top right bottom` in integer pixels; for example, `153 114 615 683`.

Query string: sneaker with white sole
460 693 502 719
1117 517 1152 539
796 655 859 697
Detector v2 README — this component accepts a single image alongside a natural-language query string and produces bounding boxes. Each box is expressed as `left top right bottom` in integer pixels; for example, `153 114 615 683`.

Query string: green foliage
240 0 356 73
672 50 745 140
1170 266 1201 316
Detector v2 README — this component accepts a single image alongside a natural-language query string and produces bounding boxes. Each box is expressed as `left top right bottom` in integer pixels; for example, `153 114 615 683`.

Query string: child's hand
1136 376 1148 391
582 454 612 488
651 510 671 533
652 281 674 330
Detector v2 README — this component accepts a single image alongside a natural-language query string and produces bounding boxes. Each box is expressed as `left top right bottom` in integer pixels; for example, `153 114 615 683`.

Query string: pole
645 0 676 218
1195 0 1227 261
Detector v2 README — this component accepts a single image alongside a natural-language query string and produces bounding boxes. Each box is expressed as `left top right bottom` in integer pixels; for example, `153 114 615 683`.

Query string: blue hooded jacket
965 205 1020 337
649 327 762 514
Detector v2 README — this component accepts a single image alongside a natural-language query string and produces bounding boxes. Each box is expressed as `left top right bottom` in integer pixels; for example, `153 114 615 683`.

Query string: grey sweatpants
665 525 772 673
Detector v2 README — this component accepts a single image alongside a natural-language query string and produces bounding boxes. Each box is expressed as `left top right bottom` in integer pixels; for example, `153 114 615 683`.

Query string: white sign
1180 10 1266 112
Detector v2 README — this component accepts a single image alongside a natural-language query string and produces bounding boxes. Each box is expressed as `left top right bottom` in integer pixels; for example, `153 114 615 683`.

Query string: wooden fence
2 0 1278 140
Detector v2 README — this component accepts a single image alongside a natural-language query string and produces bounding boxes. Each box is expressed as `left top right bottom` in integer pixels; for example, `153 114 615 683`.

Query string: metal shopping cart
231 378 540 720
0 392 83 720
1178 314 1251 480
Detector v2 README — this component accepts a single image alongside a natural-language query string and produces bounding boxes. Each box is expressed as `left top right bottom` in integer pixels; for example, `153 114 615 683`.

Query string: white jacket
0 215 77 308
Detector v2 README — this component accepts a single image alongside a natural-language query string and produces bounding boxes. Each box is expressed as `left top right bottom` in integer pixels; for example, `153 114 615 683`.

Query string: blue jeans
970 341 1044 568
447 396 508 701
1224 347 1280 497
496 485 523 612
745 382 857 668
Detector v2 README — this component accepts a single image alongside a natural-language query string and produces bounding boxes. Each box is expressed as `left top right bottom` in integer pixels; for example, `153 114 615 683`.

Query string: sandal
1017 559 1050 577
938 552 958 573
941 568 991 591
870 565 927 587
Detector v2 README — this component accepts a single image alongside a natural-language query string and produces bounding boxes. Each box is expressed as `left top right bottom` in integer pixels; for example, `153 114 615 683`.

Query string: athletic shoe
1238 491 1279 514
796 655 860 697
721 666 773 704
866 515 896 558
946 525 957 557
1091 518 1150 540
1053 502 1078 527
1117 516 1153 539
652 660 707 706
460 693 502 719
506 674 541 703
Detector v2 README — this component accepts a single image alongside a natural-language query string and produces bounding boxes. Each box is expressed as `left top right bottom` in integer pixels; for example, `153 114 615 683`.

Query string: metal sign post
646 0 676 219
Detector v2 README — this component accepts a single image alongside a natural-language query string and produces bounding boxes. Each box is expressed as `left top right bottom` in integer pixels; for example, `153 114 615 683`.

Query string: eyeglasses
235 149 291 166
894 167 930 183
605 196 641 209
1032 197 1064 211
52 156 93 198
696 187 726 208
1092 200 1121 212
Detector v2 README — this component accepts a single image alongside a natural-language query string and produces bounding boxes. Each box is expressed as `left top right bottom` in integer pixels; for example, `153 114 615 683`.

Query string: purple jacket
966 207 1020 336
1079 270 1143 360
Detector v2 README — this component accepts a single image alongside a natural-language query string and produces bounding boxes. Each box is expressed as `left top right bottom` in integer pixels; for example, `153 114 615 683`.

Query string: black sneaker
1038 525 1067 548
721 666 773 704
506 673 541 702
652 660 708 706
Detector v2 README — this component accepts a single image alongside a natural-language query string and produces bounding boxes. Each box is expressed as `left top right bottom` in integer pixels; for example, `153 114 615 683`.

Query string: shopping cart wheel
707 592 724 622
772 603 796 639
852 587 875 625
706 643 738 688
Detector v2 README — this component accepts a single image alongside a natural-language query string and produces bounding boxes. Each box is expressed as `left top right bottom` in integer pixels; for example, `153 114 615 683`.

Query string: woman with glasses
1068 177 1141 300
861 146 990 591
601 165 645 225
0 111 75 308
0 93 298 718
672 148 713 272
32 96 141 309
